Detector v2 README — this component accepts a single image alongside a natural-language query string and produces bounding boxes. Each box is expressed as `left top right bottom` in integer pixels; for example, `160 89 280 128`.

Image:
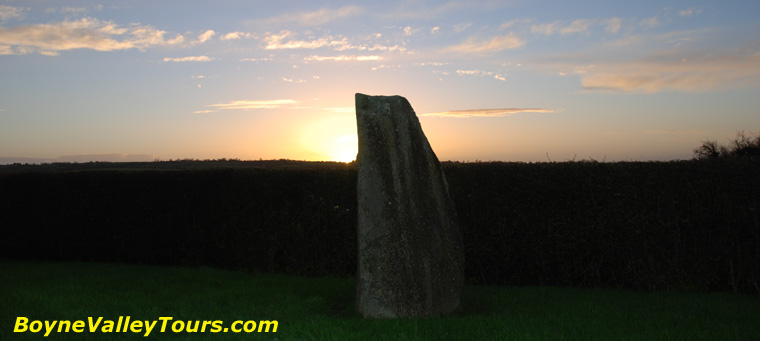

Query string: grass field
2 260 759 340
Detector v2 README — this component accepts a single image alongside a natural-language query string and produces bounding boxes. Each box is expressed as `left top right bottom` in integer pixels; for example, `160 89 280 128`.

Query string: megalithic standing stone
355 93 465 318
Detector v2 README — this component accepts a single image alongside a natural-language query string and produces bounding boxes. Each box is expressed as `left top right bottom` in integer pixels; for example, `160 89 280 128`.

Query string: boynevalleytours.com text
14 316 278 337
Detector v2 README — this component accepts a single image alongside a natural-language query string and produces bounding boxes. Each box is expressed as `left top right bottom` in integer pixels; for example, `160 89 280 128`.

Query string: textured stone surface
355 93 464 318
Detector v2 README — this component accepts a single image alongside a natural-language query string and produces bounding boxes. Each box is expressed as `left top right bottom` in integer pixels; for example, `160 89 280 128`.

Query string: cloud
494 74 506 81
45 5 103 14
253 5 362 27
581 54 760 93
423 108 554 118
640 17 659 28
207 100 296 110
499 18 532 30
0 17 184 55
453 23 472 33
605 18 622 34
456 69 492 76
163 56 214 62
193 110 216 114
431 26 440 34
221 31 254 41
281 77 306 83
61 6 88 14
531 22 559 35
644 129 705 134
0 5 25 20
304 55 381 61
561 19 593 35
261 30 404 53
263 30 342 50
679 8 702 17
377 1 464 20
196 30 215 43
445 33 524 53
240 57 272 62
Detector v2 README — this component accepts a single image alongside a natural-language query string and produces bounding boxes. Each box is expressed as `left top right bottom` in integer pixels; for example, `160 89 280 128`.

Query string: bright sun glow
300 115 358 162
329 135 358 162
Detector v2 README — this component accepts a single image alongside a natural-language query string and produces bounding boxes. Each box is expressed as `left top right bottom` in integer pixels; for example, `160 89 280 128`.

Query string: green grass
2 260 758 340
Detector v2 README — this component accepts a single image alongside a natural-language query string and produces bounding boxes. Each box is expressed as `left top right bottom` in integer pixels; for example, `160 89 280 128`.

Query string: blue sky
1 0 759 163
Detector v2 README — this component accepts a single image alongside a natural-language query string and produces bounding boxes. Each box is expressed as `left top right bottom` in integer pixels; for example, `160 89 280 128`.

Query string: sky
1 0 759 164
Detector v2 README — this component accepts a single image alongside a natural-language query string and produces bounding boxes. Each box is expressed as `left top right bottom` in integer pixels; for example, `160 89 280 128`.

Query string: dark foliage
694 131 760 159
1 159 759 293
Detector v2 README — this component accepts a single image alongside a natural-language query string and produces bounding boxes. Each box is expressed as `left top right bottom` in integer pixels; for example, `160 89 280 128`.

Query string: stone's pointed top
355 93 407 103
355 94 416 120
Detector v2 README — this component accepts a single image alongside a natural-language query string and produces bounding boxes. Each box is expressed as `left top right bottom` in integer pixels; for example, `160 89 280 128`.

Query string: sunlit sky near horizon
1 0 759 164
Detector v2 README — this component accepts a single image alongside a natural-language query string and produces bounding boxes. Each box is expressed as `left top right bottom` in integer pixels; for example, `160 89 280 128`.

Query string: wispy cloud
304 55 382 61
500 18 532 30
240 57 272 62
221 31 255 41
163 56 214 62
457 69 489 75
445 33 524 53
207 100 297 110
605 18 622 34
581 54 760 93
678 8 702 17
45 5 103 14
531 21 559 35
644 129 705 134
252 6 362 27
639 17 659 29
423 108 554 118
561 19 593 35
529 18 624 36
0 5 25 20
453 23 472 33
377 1 463 20
281 77 306 83
196 30 215 43
0 17 184 55
263 30 343 50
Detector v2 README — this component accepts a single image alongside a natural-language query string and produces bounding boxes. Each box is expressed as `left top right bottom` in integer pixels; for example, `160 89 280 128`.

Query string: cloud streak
207 100 297 110
423 108 554 118
304 55 381 61
0 17 184 55
445 33 524 53
581 54 760 93
252 6 362 27
163 56 214 62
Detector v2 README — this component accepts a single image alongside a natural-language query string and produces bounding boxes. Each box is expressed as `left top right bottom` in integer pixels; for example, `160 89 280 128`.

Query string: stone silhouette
355 93 465 318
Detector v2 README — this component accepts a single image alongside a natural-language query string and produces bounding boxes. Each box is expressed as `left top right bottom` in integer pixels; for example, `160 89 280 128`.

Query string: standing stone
355 93 464 318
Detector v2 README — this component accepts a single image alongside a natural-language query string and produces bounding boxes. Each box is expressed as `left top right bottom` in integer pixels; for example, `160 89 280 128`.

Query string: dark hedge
1 159 758 293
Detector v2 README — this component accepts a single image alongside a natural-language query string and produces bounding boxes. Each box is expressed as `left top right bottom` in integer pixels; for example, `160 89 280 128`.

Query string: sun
329 135 358 163
299 114 358 163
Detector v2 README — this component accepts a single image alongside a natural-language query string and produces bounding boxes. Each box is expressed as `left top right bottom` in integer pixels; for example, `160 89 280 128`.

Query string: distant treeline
1 159 758 294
